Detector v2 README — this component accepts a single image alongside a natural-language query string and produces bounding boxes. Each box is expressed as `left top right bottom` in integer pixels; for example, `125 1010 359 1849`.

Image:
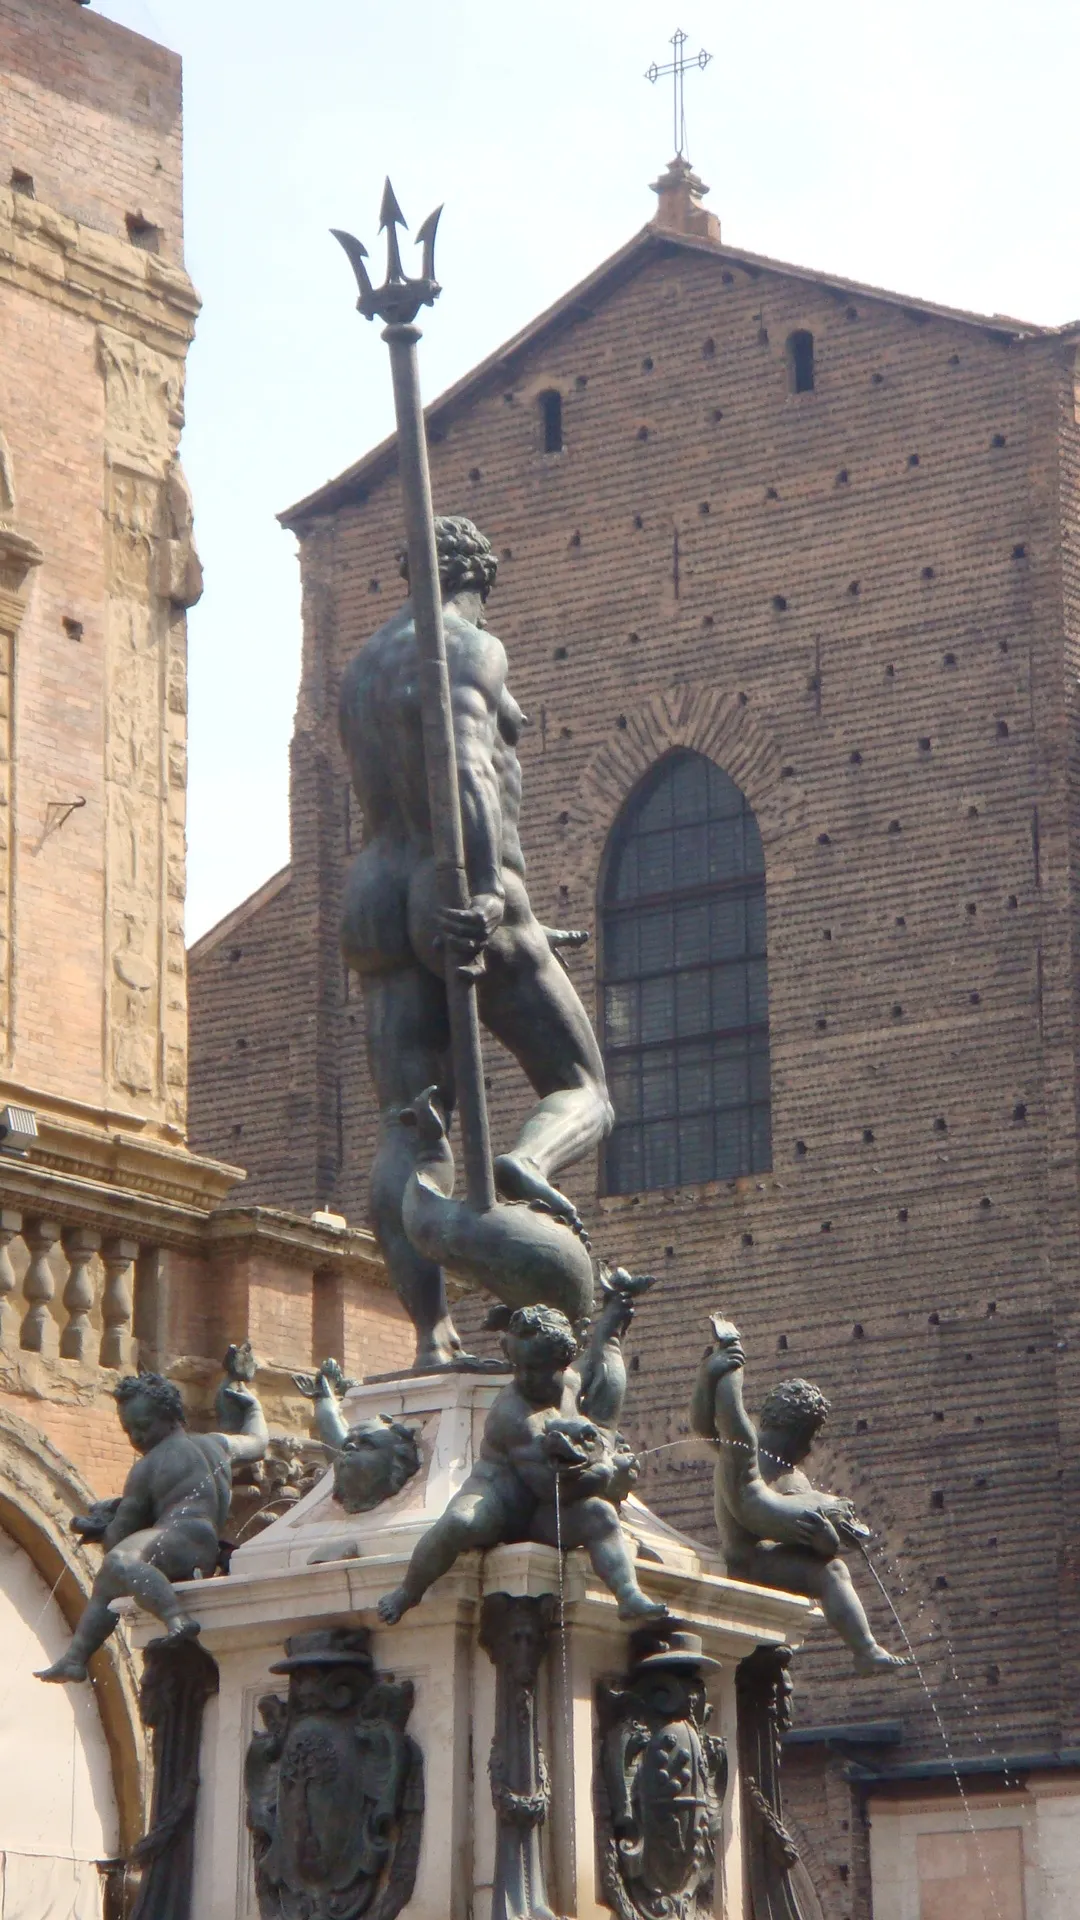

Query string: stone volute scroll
245 1627 424 1920
595 1626 728 1920
736 1647 822 1920
128 1636 219 1920
479 1591 559 1920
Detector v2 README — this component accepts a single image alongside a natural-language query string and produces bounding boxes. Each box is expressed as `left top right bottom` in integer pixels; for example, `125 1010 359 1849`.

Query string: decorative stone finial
650 156 721 243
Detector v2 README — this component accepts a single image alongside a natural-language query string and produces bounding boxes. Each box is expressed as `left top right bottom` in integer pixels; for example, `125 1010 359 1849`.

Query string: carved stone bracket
0 522 44 638
736 1646 818 1920
479 1591 559 1920
129 1635 219 1920
595 1625 727 1920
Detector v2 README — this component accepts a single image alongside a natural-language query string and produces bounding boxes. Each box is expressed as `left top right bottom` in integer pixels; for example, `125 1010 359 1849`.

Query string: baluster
100 1235 138 1369
60 1225 101 1361
20 1216 60 1354
0 1208 21 1349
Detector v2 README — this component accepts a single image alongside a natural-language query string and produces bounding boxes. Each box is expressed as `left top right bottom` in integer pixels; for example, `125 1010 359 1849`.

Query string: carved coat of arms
245 1628 423 1920
596 1628 728 1920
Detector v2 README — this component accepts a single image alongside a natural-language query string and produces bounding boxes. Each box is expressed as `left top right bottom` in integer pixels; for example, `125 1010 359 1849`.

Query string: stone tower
0 0 203 1186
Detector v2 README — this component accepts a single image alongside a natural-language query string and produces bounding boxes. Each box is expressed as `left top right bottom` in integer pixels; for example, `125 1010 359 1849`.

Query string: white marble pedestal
151 1372 815 1920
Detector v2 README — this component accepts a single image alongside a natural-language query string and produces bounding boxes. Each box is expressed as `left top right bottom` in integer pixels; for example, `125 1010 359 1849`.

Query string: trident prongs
332 177 443 327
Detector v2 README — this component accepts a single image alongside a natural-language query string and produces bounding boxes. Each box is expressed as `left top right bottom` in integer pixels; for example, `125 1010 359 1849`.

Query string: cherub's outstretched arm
213 1385 269 1465
294 1366 350 1450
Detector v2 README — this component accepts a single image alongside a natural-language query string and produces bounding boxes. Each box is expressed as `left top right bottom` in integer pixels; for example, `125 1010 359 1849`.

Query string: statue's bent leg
361 966 462 1368
739 1545 907 1674
546 1498 667 1622
377 1476 522 1625
37 1525 202 1684
478 881 614 1227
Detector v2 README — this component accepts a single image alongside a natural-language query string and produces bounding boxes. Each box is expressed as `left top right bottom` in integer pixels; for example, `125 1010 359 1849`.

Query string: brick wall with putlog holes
188 230 1080 1918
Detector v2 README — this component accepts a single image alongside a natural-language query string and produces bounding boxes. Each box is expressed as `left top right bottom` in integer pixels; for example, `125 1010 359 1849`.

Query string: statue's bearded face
332 1417 420 1513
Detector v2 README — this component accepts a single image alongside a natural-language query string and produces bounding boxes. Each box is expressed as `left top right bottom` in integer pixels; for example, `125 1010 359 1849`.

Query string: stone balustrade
0 1153 412 1392
0 1208 139 1367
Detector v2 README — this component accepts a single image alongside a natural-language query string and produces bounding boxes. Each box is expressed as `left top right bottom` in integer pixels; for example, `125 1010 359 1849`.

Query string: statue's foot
852 1645 911 1676
377 1586 413 1625
616 1591 669 1623
494 1154 584 1236
413 1338 468 1371
413 1316 469 1372
36 1654 89 1684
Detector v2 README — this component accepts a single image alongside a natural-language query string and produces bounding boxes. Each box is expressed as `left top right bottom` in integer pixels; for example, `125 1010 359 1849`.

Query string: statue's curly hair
505 1304 578 1366
758 1377 830 1450
398 515 498 601
114 1371 186 1426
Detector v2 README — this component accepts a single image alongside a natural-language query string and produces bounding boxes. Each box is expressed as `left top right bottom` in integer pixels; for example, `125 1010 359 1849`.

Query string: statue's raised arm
578 1268 656 1428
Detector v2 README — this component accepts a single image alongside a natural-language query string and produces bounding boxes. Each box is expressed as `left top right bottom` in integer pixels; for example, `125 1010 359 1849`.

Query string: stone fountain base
134 1371 816 1920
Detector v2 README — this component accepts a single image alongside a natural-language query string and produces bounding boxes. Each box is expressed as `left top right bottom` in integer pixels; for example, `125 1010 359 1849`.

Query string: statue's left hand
71 1497 121 1542
436 892 504 959
221 1381 259 1412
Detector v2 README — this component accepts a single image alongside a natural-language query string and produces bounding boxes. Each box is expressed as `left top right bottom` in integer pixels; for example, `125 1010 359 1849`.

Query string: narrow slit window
539 389 563 454
787 330 815 394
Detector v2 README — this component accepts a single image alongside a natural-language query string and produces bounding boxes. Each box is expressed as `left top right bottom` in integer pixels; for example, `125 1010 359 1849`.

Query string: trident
332 183 496 1217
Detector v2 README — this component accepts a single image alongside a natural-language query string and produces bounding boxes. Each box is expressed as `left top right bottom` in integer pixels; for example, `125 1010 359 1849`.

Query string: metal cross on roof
645 28 712 162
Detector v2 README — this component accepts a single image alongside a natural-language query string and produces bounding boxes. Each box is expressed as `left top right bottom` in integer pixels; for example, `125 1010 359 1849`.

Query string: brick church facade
188 159 1080 1916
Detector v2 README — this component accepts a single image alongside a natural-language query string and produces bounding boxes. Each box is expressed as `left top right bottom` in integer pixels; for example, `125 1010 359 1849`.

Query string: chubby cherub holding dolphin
377 1268 666 1625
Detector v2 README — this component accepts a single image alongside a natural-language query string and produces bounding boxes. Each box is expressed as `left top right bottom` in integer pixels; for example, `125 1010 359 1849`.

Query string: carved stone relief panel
244 1627 423 1920
0 428 42 1063
97 325 196 1127
97 329 184 482
595 1627 728 1920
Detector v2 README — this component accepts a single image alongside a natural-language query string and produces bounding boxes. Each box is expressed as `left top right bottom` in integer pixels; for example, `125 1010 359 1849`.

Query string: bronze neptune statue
334 186 612 1372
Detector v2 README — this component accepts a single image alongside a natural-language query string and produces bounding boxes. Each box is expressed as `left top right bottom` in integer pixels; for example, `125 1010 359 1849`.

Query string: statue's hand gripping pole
333 182 495 1217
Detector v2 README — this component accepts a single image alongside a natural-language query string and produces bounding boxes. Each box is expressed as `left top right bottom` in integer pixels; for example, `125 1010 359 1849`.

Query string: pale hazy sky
93 0 1080 941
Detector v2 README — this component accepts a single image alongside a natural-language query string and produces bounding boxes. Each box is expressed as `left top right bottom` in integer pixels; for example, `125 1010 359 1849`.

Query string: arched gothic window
600 750 771 1194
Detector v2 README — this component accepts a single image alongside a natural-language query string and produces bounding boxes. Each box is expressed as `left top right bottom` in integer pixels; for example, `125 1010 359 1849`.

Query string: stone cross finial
645 28 712 162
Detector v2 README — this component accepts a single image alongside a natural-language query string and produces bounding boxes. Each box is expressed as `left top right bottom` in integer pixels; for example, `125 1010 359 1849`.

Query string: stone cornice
0 187 199 354
203 1205 384 1274
9 1103 242 1210
0 1151 388 1278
